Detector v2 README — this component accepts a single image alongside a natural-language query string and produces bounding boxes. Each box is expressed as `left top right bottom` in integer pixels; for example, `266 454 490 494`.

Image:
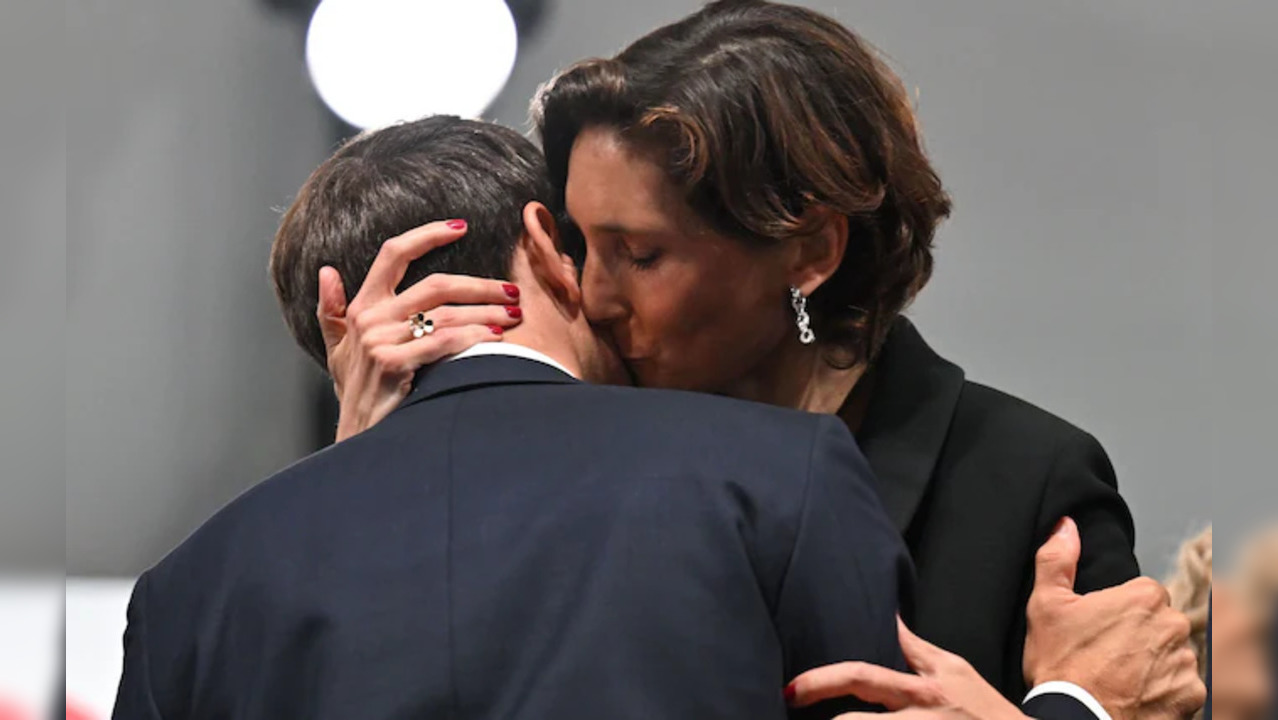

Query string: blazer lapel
855 318 966 534
398 355 580 412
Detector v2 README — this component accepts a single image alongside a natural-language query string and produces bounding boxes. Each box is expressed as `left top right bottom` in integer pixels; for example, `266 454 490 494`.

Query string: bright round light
305 0 518 129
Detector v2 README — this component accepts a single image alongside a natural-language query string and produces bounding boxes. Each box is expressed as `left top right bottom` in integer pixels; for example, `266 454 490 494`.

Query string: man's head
270 115 624 383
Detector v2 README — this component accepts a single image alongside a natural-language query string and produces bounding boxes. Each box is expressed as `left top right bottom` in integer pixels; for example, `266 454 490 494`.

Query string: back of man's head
270 116 553 369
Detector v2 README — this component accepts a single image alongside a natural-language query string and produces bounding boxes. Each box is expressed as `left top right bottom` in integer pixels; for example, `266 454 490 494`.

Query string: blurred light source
305 0 518 129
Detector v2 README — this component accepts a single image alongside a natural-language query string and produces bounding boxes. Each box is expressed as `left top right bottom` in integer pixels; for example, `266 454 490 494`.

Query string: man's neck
496 326 584 379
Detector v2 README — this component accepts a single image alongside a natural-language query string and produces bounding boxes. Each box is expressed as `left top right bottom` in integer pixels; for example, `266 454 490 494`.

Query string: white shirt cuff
1024 681 1113 720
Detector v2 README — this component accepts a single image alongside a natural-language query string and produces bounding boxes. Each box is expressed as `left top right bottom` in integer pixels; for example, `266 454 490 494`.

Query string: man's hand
1024 517 1206 720
785 617 1028 719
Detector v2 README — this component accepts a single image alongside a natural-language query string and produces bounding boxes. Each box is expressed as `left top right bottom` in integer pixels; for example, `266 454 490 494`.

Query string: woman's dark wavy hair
533 0 951 365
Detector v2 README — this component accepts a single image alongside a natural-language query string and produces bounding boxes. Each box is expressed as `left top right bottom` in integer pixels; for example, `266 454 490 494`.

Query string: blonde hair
1163 524 1212 716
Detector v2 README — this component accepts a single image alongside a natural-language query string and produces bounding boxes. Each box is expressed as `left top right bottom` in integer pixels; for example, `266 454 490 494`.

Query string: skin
317 127 1204 719
1211 584 1273 720
1023 519 1206 720
565 127 863 413
787 617 1028 720
786 519 1207 720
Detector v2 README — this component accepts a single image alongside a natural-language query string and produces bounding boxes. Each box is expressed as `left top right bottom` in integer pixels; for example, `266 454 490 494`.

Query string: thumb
317 266 348 351
1033 517 1080 595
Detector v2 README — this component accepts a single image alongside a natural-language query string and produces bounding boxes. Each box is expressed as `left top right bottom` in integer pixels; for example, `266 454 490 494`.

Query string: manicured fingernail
489 325 504 335
783 684 797 704
446 219 466 230
503 283 520 299
505 306 522 319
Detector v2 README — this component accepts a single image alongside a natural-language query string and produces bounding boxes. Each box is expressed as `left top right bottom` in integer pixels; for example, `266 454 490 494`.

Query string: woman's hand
318 219 523 441
785 617 1027 720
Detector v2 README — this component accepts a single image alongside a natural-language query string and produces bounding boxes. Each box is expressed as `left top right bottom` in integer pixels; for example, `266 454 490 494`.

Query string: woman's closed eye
629 249 663 269
622 242 664 270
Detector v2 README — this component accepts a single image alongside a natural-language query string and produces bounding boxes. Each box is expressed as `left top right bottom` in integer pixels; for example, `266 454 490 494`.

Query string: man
787 518 1207 720
110 116 912 719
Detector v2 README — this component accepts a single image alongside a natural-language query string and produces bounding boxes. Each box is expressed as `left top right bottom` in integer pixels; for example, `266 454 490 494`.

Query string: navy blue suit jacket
1023 692 1103 720
112 356 912 720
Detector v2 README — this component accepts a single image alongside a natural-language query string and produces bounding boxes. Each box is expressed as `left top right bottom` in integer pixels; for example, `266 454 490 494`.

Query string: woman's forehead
564 128 692 236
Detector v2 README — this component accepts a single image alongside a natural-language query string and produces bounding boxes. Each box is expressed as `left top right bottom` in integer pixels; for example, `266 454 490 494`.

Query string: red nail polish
505 306 522 319
489 325 504 335
503 284 520 299
782 684 796 703
446 219 466 230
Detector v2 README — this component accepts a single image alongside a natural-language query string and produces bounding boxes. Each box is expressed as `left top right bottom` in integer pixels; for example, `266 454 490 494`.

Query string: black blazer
112 355 912 720
857 320 1140 699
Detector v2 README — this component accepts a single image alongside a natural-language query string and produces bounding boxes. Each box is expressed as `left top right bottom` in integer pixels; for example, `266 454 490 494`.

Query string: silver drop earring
790 286 815 345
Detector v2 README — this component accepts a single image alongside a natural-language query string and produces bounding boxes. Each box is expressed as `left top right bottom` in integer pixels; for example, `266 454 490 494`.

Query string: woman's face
1212 584 1273 720
564 127 796 393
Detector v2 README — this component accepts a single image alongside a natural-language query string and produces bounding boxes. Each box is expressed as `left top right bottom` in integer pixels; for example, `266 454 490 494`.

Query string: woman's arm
1003 430 1140 698
1038 431 1140 593
318 221 525 441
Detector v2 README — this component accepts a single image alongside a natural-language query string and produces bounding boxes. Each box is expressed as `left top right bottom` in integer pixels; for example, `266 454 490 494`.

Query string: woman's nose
581 255 625 326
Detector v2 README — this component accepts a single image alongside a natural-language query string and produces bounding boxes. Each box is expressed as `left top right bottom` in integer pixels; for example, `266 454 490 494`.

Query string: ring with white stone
409 312 435 339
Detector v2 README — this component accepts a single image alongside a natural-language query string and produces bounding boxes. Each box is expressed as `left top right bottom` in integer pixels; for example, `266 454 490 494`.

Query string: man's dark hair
270 116 553 370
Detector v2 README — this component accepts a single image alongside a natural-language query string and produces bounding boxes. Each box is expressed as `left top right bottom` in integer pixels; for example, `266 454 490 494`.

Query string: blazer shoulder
957 380 1101 450
944 381 1117 499
145 440 363 583
599 384 839 454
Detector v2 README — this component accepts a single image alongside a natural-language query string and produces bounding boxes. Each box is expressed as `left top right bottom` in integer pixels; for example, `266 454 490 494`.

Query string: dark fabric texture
112 355 912 720
1022 692 1102 720
857 319 1140 699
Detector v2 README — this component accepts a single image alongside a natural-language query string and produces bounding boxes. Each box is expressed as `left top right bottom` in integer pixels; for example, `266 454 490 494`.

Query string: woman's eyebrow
585 221 669 239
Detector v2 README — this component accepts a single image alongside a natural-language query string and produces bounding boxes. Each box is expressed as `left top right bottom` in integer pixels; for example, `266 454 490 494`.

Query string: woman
313 0 1138 701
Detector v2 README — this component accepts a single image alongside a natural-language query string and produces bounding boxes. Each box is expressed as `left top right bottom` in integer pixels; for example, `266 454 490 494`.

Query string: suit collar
856 318 966 533
399 355 579 411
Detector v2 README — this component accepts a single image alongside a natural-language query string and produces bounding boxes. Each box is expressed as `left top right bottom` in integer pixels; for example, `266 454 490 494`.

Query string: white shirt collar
448 342 578 379
1024 682 1112 720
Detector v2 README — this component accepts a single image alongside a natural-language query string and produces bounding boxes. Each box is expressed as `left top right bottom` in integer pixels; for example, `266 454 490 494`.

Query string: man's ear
521 201 581 308
790 206 848 298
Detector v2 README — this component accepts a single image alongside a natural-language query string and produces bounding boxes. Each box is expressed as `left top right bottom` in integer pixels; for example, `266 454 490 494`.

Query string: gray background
59 0 1275 578
1 0 65 572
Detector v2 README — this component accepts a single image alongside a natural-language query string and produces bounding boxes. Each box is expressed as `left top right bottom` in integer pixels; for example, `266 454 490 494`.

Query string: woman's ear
521 201 582 308
790 207 848 297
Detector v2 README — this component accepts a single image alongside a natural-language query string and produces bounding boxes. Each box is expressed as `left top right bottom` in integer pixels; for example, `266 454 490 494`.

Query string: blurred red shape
66 698 98 720
0 696 29 720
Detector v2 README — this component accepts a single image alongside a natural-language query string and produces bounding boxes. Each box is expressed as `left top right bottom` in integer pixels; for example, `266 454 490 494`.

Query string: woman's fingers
786 661 943 711
376 325 503 371
833 712 933 720
409 304 522 338
347 275 520 332
357 304 522 347
833 711 934 720
387 274 520 323
359 219 469 303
